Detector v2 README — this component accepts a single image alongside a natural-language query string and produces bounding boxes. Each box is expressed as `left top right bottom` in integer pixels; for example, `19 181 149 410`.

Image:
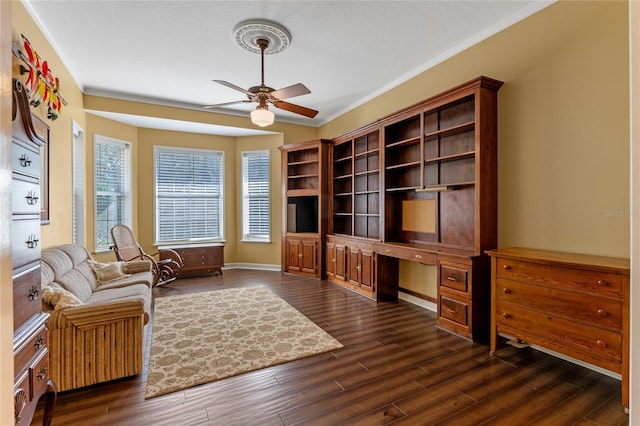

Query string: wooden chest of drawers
487 247 629 411
12 79 55 425
160 243 224 278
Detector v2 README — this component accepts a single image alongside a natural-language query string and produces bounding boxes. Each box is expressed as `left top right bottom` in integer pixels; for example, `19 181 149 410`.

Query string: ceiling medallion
233 20 291 55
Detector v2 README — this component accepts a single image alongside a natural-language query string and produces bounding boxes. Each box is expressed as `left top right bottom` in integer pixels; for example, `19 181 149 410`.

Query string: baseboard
223 262 281 271
399 291 437 313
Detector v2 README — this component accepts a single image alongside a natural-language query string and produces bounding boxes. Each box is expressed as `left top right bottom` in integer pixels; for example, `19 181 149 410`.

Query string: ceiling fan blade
270 83 311 100
273 100 319 118
213 80 254 97
203 100 251 109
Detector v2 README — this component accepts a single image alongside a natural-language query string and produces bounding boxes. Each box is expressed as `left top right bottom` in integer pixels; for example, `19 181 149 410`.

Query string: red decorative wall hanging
12 34 67 121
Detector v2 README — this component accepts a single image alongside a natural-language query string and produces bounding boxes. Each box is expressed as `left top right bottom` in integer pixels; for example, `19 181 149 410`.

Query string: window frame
241 150 271 243
154 145 225 245
93 135 132 253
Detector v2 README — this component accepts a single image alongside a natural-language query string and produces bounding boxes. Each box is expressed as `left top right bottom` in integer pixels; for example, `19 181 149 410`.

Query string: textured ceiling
23 0 553 133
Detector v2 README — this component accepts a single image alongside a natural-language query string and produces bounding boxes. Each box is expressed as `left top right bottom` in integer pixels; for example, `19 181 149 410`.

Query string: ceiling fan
204 37 318 126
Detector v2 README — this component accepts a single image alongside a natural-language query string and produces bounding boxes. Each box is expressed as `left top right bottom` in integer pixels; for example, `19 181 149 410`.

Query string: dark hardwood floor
33 269 629 425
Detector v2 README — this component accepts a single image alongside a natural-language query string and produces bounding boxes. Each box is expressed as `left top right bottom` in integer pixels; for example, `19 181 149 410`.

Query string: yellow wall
318 1 630 297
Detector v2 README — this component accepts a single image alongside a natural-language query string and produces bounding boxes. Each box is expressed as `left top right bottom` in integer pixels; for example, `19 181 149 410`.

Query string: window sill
241 238 271 244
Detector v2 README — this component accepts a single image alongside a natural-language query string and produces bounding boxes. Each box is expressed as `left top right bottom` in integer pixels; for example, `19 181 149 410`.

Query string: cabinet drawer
30 349 49 400
11 139 40 178
12 218 41 270
439 296 468 326
13 267 42 329
496 278 622 331
496 301 622 366
495 258 623 299
12 176 40 215
440 264 468 292
14 324 47 375
377 244 436 264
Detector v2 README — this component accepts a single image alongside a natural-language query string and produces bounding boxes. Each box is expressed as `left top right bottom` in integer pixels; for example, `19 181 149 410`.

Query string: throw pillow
41 286 84 310
88 260 131 285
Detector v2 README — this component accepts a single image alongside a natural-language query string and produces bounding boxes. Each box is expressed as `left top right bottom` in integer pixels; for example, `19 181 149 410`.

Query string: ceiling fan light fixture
250 106 275 127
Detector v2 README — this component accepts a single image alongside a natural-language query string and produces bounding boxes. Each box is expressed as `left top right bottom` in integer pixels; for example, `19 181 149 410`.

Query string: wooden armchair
110 224 183 286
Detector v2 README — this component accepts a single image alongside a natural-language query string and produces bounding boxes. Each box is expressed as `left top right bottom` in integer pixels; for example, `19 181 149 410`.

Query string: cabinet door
360 249 376 291
287 239 302 272
301 240 317 274
348 247 361 287
335 244 347 281
325 242 335 278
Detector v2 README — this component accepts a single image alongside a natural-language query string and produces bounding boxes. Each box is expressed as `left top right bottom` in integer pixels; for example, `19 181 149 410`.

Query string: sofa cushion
42 249 74 280
86 283 152 324
55 268 94 302
42 284 84 310
41 261 55 287
58 244 92 267
88 260 131 285
95 271 154 291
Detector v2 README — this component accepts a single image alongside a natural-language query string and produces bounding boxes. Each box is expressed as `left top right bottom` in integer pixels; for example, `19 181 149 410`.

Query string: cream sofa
40 243 153 392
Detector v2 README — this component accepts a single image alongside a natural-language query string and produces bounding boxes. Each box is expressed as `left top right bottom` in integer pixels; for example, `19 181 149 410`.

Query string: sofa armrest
47 299 148 330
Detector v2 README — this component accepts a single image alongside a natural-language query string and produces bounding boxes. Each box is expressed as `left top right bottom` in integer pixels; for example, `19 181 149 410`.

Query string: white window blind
155 147 224 243
72 122 85 245
94 136 131 251
242 150 270 242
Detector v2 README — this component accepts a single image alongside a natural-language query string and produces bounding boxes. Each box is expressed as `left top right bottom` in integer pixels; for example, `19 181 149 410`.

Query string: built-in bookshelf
331 127 381 240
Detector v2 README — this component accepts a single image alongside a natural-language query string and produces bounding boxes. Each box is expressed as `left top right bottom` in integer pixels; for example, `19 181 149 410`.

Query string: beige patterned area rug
145 285 343 399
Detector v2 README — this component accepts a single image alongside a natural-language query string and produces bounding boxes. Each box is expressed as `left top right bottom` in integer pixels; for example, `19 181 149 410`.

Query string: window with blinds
94 136 131 251
242 150 270 242
155 147 224 244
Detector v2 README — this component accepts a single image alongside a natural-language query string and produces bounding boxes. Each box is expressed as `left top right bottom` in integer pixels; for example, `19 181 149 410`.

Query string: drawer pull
502 312 511 319
596 339 607 349
19 154 32 167
26 234 39 249
356 265 361 272
446 307 456 314
37 366 47 380
34 335 45 349
385 249 391 253
447 276 458 282
25 190 39 205
415 254 422 260
28 286 39 301
597 279 609 287
503 288 511 294
503 264 512 271
332 258 336 262
298 253 303 258
597 308 608 317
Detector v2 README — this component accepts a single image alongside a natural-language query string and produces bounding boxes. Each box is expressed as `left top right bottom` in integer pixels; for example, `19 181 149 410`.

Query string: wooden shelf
354 148 379 158
425 151 475 164
424 121 475 139
386 161 421 171
385 136 421 149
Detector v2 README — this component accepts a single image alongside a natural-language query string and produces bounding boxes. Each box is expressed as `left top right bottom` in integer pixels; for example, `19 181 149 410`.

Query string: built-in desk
326 235 490 342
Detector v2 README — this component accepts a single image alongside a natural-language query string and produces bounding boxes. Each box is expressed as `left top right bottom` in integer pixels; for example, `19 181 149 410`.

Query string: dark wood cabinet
12 79 55 426
279 140 331 279
487 247 630 412
160 243 224 278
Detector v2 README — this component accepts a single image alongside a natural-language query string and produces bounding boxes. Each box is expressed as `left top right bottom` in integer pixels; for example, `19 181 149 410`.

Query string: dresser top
486 247 629 273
